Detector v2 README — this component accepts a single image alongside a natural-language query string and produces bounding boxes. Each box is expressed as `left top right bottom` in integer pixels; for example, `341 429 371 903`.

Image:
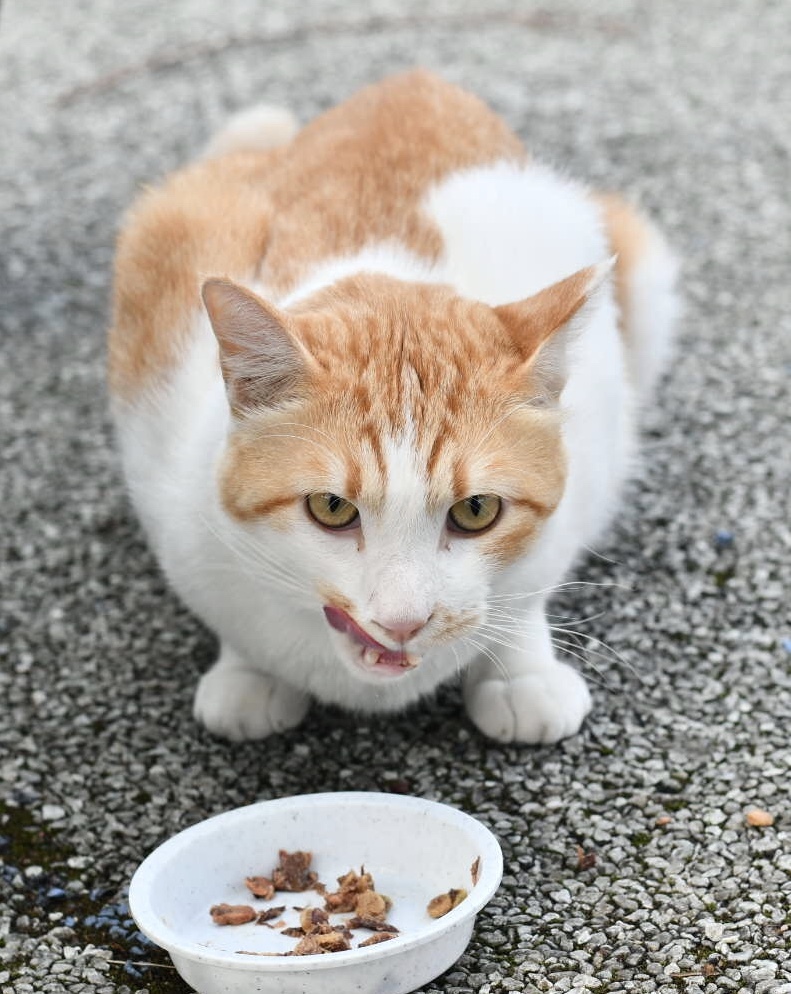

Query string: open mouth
323 605 419 677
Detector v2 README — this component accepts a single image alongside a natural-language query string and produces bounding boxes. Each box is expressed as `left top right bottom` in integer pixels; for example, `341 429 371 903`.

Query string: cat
108 70 678 744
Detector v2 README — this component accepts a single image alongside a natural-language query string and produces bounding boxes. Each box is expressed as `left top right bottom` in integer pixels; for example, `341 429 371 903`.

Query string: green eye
306 493 359 529
448 495 501 533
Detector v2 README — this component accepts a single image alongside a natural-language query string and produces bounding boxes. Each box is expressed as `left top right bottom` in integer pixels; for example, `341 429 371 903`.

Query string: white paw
464 661 592 744
193 665 309 741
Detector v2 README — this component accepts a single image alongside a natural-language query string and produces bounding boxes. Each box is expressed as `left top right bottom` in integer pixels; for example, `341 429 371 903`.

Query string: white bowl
129 791 503 994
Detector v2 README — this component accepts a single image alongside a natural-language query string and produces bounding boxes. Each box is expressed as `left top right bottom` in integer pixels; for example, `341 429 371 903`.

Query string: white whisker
581 544 623 566
277 421 337 444
467 403 525 460
487 606 609 628
460 635 510 683
477 618 643 687
488 579 631 604
252 432 333 453
197 511 311 602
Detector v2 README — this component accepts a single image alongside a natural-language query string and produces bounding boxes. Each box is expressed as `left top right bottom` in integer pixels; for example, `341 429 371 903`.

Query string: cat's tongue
323 605 418 675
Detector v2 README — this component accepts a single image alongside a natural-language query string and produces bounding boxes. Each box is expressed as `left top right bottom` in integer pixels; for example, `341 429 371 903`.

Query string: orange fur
109 70 525 399
494 265 597 358
432 606 480 642
595 192 652 343
109 150 284 396
215 274 570 565
110 70 613 568
316 585 356 616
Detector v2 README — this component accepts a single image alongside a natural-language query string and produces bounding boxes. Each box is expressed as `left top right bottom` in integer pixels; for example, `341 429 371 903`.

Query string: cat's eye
306 493 360 530
447 494 502 534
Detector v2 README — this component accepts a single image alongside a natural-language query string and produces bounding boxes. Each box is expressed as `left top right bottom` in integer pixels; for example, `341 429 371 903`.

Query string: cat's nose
373 614 432 644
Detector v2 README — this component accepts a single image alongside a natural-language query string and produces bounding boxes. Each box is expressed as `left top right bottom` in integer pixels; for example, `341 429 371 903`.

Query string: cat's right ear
495 259 613 405
202 279 310 414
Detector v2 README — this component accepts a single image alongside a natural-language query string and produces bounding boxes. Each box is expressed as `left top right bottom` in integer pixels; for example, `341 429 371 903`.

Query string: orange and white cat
109 71 677 744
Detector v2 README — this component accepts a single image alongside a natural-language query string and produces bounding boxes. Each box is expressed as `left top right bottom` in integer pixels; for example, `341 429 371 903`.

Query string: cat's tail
202 104 299 160
598 193 680 402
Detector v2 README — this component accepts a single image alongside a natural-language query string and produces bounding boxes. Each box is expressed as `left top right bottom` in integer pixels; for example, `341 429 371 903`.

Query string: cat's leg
463 601 591 744
193 643 309 741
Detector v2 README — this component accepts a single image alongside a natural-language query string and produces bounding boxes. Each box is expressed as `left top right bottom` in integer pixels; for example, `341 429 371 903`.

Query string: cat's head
202 266 606 684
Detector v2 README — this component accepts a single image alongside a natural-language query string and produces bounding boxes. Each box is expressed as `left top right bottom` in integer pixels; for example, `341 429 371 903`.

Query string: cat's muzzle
323 605 420 678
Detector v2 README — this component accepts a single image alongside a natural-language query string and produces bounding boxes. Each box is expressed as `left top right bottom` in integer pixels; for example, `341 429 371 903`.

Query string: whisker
197 562 308 600
202 555 310 602
473 627 525 654
487 606 609 628
581 544 623 567
547 641 611 692
198 512 310 601
277 421 337 444
488 579 631 603
460 635 510 683
467 403 527 460
477 621 643 688
546 625 639 677
251 432 334 453
450 643 464 681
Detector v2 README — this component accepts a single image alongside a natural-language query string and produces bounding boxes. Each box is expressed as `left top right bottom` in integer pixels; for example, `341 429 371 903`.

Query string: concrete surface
1 1 790 992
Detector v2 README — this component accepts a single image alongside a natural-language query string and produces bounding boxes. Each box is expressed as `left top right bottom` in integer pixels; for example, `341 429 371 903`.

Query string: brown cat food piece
256 905 286 925
347 916 399 933
245 876 276 899
315 930 352 953
470 857 481 886
359 931 398 947
427 888 468 918
272 850 318 891
292 934 326 956
281 926 306 938
324 866 375 912
342 867 375 891
210 903 257 926
324 889 358 913
299 907 330 933
355 890 391 921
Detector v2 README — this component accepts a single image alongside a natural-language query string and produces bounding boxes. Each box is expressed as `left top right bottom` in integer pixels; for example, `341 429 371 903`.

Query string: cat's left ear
202 278 312 414
494 259 614 404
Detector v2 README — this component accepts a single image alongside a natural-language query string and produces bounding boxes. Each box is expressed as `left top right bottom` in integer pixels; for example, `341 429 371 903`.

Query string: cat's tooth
363 648 381 668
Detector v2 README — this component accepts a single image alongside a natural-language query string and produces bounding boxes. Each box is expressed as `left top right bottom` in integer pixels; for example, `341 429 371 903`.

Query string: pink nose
373 615 431 644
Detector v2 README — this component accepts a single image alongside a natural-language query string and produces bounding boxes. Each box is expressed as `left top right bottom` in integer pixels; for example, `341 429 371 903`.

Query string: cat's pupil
328 495 342 514
469 495 483 517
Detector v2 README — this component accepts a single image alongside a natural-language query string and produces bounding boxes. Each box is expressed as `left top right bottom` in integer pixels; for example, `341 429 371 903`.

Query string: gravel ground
2 1 790 992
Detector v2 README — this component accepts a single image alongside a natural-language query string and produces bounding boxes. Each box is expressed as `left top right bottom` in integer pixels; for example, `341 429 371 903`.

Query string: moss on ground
0 798 189 992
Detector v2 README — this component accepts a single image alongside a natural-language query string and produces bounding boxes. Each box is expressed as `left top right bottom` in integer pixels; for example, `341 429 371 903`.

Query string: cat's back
108 70 525 400
259 69 526 290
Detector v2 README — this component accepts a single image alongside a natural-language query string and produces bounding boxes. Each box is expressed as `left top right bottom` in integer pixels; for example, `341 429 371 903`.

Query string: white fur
201 104 299 159
619 221 680 399
114 150 677 743
276 243 438 308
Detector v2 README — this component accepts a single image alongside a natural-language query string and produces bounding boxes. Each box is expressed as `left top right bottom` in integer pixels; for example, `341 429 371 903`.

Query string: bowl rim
129 791 503 973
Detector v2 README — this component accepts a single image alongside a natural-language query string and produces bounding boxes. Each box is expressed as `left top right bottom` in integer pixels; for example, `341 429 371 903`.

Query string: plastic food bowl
129 791 503 994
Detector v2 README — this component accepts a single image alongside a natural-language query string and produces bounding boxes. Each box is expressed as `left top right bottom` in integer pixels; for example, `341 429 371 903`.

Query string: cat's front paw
463 661 591 744
193 665 309 741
